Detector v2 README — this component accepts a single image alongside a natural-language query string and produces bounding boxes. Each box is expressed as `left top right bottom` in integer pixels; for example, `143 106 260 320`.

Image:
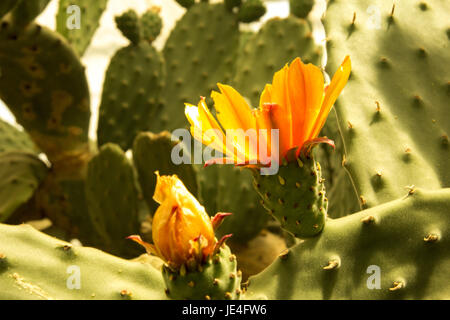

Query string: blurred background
0 0 326 140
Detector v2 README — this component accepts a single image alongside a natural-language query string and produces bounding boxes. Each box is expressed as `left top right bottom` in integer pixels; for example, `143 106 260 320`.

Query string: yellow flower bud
151 172 216 268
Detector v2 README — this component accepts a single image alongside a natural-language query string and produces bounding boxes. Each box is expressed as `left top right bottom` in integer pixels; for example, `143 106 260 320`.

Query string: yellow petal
213 83 255 131
311 56 351 138
270 64 292 149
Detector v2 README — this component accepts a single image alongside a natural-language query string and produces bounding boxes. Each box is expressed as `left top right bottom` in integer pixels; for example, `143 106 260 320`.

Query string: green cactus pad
97 41 165 151
237 0 266 23
9 0 51 28
244 188 450 299
199 165 269 243
290 0 314 19
324 0 449 209
0 152 48 222
140 9 163 43
0 223 166 299
85 143 141 257
0 119 37 154
132 131 198 214
114 10 140 45
163 245 242 300
157 2 240 131
233 16 322 107
0 21 91 163
56 0 108 56
253 156 327 238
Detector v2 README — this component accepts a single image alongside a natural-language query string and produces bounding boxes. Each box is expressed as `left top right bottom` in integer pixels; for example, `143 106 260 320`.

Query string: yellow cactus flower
185 56 351 168
129 172 231 269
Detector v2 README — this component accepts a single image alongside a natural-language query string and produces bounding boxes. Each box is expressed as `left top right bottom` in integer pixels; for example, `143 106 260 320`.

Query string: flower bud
151 172 215 269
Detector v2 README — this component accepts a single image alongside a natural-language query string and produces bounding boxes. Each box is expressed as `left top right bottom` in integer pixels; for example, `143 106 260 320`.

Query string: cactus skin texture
157 2 241 131
163 245 242 300
132 131 198 215
0 119 37 154
233 16 322 107
324 0 449 209
97 10 165 151
0 20 91 163
56 0 108 57
0 152 48 222
0 223 166 299
253 156 327 238
85 143 141 257
244 188 450 299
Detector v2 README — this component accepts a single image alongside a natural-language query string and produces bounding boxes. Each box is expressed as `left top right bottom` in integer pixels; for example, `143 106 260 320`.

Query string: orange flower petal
213 84 255 131
300 62 325 142
311 56 351 138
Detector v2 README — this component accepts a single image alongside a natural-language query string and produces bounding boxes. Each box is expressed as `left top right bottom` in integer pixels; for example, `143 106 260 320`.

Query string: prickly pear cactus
0 20 91 162
97 9 165 151
324 0 450 209
85 143 141 257
56 0 108 56
244 188 450 299
0 223 166 299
